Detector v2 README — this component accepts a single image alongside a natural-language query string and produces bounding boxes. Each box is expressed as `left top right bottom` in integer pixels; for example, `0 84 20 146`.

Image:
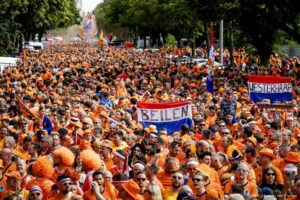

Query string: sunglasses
192 178 203 182
63 182 72 186
222 132 229 135
199 124 205 126
137 178 146 181
30 193 41 197
172 176 182 180
266 173 275 176
187 167 196 171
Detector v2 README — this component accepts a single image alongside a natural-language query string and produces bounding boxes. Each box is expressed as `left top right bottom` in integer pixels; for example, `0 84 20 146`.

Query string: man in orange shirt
211 153 228 182
13 136 31 161
158 141 186 168
157 157 180 189
99 140 114 170
163 171 184 200
49 174 81 200
225 162 258 198
83 170 118 200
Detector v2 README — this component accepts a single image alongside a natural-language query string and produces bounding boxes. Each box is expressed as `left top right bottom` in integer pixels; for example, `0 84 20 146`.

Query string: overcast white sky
82 0 103 12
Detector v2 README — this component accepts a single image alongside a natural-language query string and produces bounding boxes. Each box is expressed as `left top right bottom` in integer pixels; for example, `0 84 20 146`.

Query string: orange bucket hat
259 148 275 159
121 180 144 200
284 152 300 163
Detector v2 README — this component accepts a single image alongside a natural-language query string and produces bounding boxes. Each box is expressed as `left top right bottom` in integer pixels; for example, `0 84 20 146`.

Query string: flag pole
220 20 224 67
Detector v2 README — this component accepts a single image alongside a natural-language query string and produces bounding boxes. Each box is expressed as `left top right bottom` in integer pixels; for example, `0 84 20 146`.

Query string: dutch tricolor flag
248 75 292 102
137 101 193 134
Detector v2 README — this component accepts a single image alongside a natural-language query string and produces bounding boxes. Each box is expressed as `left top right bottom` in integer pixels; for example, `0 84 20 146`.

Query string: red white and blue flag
209 22 214 62
137 101 193 134
248 75 292 102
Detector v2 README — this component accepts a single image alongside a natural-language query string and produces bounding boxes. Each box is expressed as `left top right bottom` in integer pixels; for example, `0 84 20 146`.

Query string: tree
0 0 80 55
238 0 300 63
0 0 27 55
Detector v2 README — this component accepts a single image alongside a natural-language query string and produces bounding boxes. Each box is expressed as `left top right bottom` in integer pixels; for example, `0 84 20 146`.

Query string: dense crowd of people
0 42 299 200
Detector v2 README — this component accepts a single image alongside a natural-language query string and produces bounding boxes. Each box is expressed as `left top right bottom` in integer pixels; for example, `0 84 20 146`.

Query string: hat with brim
284 152 300 163
74 121 82 128
196 163 210 178
259 148 275 159
145 125 157 133
121 180 144 200
70 117 80 124
83 129 95 138
83 118 94 126
248 136 257 146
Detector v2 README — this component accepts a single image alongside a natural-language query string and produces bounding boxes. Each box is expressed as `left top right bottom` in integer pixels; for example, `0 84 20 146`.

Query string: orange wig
32 156 54 179
53 147 75 166
81 149 102 171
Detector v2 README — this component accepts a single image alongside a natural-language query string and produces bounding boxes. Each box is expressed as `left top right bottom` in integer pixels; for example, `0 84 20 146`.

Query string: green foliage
97 0 300 61
0 0 80 55
165 34 176 46
0 0 26 55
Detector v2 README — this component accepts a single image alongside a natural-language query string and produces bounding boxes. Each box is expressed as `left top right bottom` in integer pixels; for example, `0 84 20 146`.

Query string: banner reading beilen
248 75 292 102
137 101 193 134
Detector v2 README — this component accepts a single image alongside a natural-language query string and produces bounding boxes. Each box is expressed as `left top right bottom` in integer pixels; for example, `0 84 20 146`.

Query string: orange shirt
272 158 286 172
206 115 217 127
83 186 118 200
215 166 228 182
213 135 222 152
157 170 172 190
104 157 114 171
109 165 123 176
13 145 30 161
224 181 258 197
205 181 224 200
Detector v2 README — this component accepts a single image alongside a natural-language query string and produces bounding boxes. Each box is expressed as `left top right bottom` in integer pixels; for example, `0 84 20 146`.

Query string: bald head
165 157 179 174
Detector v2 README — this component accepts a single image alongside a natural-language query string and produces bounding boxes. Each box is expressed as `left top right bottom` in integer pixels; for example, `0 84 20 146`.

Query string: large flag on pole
209 22 214 61
78 13 98 39
248 75 292 102
137 101 193 134
207 22 214 94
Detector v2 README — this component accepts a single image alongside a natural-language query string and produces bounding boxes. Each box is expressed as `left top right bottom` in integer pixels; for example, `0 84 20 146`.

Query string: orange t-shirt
104 157 114 171
224 181 258 197
157 170 172 190
83 187 118 200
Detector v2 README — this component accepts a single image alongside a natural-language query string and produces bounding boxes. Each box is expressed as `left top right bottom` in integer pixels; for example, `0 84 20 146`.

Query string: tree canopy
95 0 300 63
0 0 80 56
